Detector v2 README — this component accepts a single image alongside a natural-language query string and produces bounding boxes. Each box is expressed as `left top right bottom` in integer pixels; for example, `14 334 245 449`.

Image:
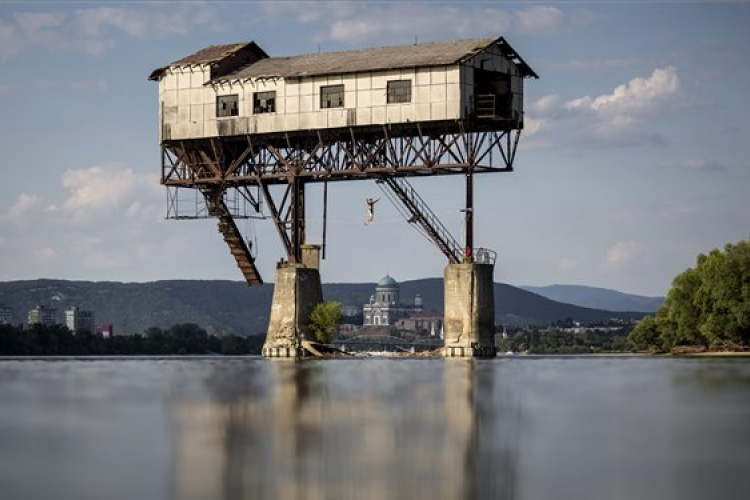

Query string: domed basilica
363 275 423 326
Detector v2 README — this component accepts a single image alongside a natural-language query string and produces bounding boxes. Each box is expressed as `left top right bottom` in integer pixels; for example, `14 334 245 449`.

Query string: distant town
1 303 112 337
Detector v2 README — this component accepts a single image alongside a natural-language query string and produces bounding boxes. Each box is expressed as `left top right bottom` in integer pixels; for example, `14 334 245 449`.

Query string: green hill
0 279 647 335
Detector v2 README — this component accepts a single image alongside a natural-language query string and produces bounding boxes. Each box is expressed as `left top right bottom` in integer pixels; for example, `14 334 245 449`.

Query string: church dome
377 275 398 288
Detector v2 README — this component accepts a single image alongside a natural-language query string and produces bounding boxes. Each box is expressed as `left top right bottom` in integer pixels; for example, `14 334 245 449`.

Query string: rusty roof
148 42 268 80
213 37 537 82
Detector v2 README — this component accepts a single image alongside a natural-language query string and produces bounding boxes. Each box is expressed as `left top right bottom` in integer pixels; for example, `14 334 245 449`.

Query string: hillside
520 284 664 313
0 279 648 335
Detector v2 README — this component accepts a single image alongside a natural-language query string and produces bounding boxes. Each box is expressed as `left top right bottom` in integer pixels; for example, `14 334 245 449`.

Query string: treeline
0 323 264 356
498 328 634 354
629 237 750 352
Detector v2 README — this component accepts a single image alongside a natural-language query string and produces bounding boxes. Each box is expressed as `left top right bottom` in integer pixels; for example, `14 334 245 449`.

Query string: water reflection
169 359 521 500
1 357 749 500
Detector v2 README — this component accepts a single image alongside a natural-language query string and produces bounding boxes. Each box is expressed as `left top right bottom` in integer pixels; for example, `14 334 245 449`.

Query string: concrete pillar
443 263 496 358
262 264 323 358
300 244 321 271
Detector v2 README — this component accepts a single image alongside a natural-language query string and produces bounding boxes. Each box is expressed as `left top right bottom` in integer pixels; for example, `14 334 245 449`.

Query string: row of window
216 80 412 118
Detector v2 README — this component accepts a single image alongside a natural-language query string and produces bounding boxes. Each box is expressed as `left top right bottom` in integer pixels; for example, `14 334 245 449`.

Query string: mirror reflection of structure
169 360 521 499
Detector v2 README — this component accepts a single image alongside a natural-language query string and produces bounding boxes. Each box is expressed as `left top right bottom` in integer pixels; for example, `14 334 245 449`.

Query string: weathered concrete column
443 263 496 358
262 263 323 358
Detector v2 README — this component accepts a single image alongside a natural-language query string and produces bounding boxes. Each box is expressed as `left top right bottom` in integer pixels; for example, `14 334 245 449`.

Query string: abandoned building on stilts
149 37 536 357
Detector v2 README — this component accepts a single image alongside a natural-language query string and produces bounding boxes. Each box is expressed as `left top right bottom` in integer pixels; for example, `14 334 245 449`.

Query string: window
320 84 344 109
253 91 276 114
216 94 238 118
387 80 411 104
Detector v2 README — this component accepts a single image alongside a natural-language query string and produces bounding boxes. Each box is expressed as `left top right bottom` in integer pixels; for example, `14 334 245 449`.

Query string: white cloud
515 6 566 34
60 165 159 221
0 163 170 279
565 66 679 115
526 66 681 148
0 5 220 59
604 240 638 270
5 193 42 222
263 3 575 45
529 95 560 116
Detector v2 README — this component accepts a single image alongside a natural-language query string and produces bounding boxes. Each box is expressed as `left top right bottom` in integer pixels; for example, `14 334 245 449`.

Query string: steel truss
161 124 521 186
160 123 522 284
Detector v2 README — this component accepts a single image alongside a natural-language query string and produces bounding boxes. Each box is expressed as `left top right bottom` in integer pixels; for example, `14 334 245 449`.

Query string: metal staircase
217 213 263 286
202 188 263 286
379 176 463 264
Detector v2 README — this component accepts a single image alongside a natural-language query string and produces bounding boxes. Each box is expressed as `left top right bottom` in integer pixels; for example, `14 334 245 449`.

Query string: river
0 356 748 500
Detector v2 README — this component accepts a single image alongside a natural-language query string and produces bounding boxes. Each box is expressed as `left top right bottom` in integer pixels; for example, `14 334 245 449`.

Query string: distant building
65 307 95 333
0 305 14 325
363 275 423 326
28 305 58 327
394 313 444 337
96 324 114 339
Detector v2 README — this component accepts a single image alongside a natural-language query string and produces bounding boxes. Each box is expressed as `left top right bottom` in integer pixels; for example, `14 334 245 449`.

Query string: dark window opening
253 91 276 114
473 69 511 119
387 80 411 104
321 84 344 109
217 94 239 118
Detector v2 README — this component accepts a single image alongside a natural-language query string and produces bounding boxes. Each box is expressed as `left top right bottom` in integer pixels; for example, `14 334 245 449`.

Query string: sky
0 1 748 296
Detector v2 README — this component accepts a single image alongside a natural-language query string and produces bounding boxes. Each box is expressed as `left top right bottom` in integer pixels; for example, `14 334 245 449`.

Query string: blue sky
0 1 748 296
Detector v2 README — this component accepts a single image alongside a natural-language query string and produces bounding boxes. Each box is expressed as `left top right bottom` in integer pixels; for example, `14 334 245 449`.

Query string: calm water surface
0 356 749 500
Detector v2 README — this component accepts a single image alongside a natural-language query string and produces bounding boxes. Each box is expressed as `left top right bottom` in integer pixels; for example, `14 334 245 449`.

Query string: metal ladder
475 94 496 119
202 188 263 286
379 176 463 264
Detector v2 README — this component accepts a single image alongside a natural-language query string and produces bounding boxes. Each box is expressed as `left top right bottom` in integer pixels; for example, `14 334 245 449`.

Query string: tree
628 235 750 351
629 315 663 352
308 301 343 344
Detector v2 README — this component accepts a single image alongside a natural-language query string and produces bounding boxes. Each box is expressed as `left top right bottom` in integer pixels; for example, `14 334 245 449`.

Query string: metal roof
213 37 537 82
148 42 268 81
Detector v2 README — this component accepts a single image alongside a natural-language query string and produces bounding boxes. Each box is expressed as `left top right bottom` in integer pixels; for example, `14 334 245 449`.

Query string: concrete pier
442 263 496 358
262 263 323 358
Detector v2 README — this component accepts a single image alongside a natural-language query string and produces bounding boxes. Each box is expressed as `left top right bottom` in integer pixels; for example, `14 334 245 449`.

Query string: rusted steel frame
322 180 328 260
436 133 465 166
198 149 222 180
237 185 261 212
166 185 178 219
508 129 521 169
238 136 259 178
412 124 433 167
495 130 512 168
473 132 489 164
174 163 510 186
290 176 305 263
456 123 469 165
305 143 323 176
226 144 254 178
209 138 224 178
334 139 355 171
258 181 293 257
266 145 298 181
349 128 362 169
474 130 505 166
359 137 388 171
382 126 400 169
307 142 329 175
176 143 202 182
162 147 184 183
